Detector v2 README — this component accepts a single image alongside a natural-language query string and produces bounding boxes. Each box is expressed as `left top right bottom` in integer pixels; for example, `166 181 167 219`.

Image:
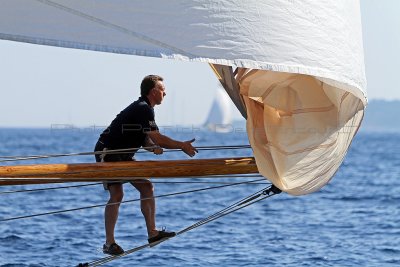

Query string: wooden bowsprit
0 157 258 186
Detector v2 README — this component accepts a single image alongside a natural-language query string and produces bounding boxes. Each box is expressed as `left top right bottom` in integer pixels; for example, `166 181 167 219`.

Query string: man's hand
144 135 163 155
181 138 198 157
147 131 198 157
153 146 163 155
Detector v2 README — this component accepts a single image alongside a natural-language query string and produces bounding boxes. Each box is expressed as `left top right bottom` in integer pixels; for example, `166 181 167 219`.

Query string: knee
140 181 154 197
109 189 124 203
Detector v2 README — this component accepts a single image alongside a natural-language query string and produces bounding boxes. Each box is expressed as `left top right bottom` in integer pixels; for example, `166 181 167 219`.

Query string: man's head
141 75 166 106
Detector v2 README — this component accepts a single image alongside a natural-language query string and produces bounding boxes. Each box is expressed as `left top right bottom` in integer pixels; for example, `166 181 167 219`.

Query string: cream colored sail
0 0 367 195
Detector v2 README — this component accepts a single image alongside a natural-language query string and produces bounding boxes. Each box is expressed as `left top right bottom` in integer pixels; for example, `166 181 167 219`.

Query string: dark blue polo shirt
99 96 158 151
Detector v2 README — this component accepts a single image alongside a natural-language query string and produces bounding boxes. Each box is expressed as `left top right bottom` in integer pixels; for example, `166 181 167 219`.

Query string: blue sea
0 128 399 267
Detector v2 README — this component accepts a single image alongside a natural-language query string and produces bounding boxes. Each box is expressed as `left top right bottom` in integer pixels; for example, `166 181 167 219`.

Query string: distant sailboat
0 1 369 265
0 0 367 195
204 87 233 133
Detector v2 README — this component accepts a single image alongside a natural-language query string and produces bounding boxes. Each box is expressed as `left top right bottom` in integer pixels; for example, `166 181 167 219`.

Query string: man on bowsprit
94 75 198 255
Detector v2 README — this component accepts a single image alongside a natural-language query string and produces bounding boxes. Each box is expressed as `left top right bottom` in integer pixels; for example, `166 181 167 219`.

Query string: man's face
153 81 166 105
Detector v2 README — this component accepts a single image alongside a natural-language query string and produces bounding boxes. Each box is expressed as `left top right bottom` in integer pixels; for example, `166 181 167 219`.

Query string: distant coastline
228 99 400 134
230 99 400 133
361 99 400 132
0 100 398 133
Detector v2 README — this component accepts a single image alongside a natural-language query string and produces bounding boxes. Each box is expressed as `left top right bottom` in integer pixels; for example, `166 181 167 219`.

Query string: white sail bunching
0 0 367 195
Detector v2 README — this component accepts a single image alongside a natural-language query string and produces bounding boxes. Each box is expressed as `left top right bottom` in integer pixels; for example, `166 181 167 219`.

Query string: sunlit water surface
0 129 399 266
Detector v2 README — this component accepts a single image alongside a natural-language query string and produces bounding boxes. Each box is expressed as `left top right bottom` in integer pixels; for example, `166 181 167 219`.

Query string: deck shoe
103 243 124 255
148 229 176 245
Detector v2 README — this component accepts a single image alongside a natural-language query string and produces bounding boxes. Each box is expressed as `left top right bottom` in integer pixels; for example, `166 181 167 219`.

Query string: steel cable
0 174 265 195
0 145 251 162
80 185 280 267
0 179 267 222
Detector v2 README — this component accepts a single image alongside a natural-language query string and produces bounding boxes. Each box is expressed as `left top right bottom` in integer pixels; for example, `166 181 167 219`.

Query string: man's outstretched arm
147 131 198 157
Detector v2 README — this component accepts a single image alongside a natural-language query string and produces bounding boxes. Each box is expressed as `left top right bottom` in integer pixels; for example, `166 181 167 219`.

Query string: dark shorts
94 140 135 190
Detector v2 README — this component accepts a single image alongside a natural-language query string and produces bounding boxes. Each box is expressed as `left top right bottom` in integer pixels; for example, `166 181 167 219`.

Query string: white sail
0 0 367 195
204 87 232 132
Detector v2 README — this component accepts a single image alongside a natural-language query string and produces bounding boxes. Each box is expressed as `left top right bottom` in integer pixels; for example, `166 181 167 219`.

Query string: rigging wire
0 142 258 264
0 174 265 195
0 179 267 222
0 145 251 162
78 185 282 267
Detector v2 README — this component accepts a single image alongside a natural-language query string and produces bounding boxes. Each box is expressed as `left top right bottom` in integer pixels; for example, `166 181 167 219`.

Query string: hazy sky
0 0 399 127
0 42 232 127
361 0 400 101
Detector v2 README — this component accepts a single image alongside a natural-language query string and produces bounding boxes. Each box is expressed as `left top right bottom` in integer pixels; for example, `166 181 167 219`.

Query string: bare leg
131 179 158 238
105 183 124 245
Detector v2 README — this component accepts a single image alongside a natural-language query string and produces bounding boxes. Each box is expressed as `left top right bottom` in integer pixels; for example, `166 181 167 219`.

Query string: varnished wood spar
0 157 259 186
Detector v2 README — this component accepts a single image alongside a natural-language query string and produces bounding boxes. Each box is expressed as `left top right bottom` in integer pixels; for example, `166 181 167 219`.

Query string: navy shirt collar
139 96 151 106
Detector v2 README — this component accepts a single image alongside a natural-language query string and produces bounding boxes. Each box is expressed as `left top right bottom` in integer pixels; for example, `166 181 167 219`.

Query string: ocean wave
0 235 23 242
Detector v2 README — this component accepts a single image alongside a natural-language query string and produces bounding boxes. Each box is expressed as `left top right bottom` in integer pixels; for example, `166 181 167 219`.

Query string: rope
0 174 265 195
0 179 266 222
0 145 251 162
78 185 282 267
